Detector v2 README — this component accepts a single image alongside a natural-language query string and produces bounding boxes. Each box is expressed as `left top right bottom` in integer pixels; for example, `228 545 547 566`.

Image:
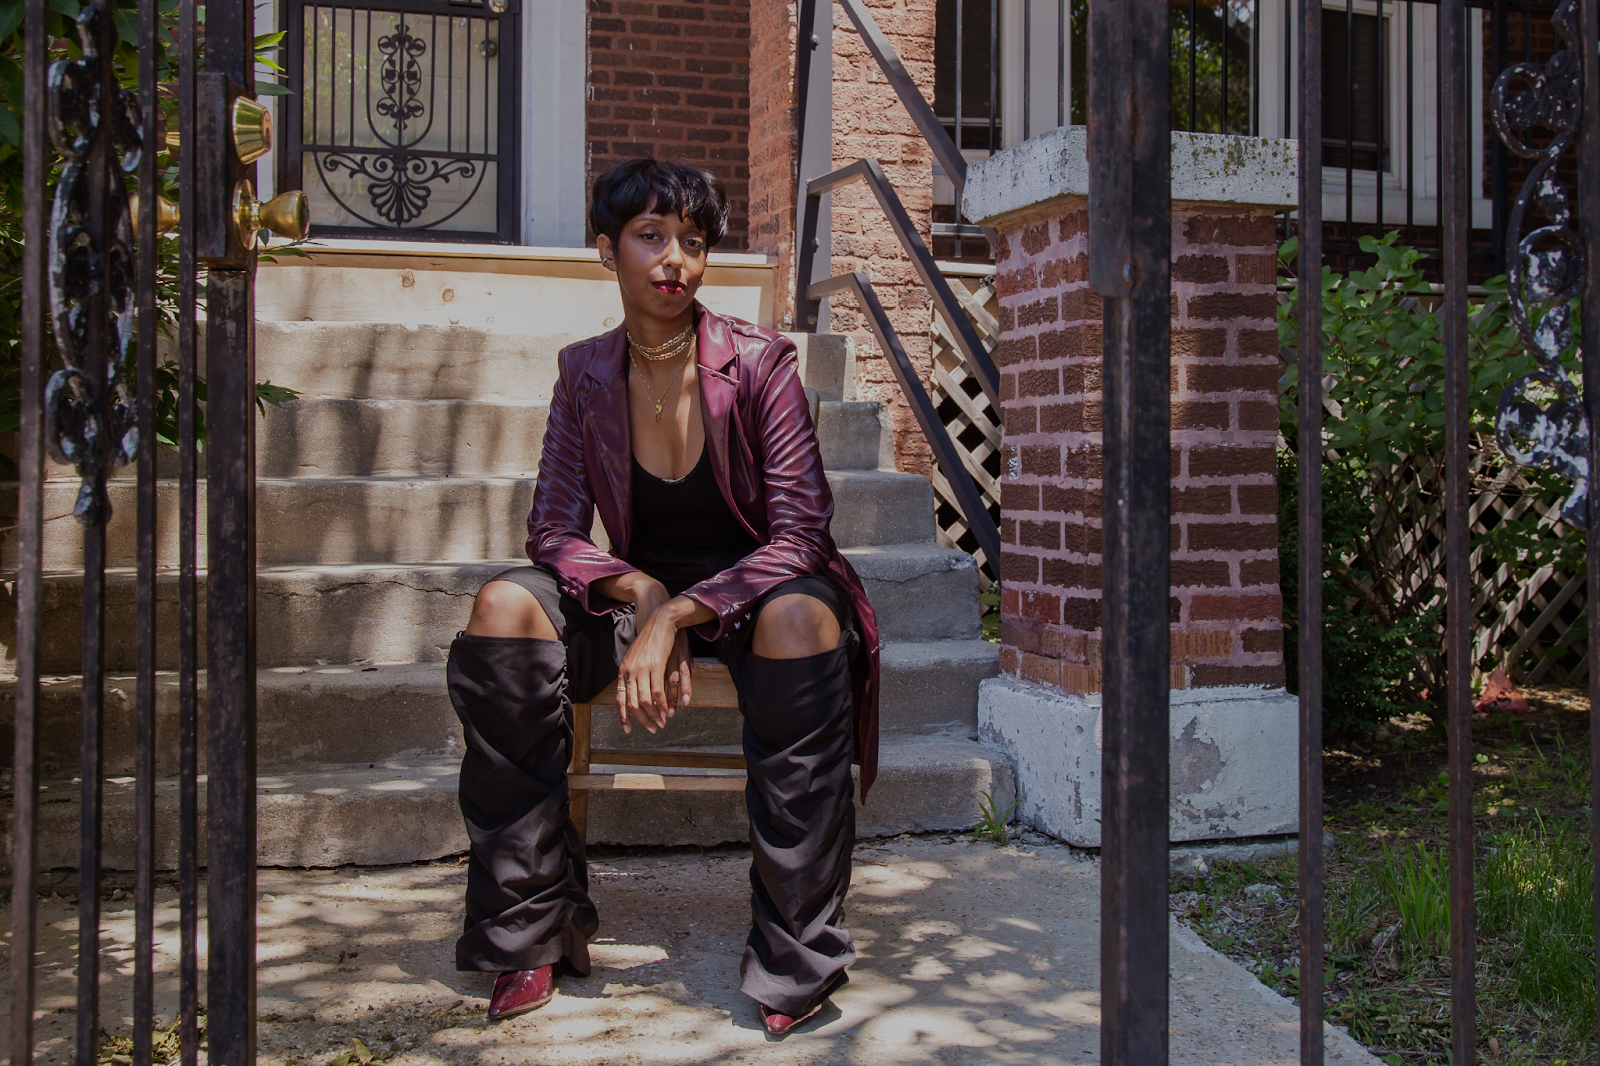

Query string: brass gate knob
129 192 181 235
231 97 273 164
232 181 310 245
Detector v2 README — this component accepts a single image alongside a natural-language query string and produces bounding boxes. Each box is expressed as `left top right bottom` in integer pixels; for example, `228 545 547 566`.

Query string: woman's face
598 204 709 323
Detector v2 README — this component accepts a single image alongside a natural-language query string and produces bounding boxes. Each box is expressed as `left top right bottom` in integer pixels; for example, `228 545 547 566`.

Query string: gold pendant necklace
631 347 691 422
627 322 695 361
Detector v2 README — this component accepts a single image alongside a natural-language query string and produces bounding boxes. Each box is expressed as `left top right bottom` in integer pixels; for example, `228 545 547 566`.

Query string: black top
629 448 761 597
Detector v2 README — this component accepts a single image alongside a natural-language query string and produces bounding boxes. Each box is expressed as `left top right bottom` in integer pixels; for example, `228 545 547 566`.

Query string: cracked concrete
13 837 1378 1065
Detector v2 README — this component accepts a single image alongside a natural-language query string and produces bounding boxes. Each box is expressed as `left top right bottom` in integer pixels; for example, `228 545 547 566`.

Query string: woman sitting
445 158 881 1036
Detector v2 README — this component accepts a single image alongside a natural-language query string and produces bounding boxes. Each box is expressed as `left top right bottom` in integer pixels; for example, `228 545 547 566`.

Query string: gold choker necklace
628 322 695 362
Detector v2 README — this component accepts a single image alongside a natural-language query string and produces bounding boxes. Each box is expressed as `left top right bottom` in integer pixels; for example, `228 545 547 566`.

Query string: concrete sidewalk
9 837 1377 1065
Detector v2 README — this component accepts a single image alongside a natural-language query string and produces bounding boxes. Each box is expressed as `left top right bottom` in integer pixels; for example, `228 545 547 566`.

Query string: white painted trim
1259 1 1491 229
521 0 587 246
256 0 278 202
998 0 1067 150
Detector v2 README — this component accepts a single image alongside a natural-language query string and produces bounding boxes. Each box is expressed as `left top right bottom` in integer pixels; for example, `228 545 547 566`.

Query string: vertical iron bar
1491 0 1507 274
1578 0 1600 1059
1024 0 1032 138
1296 0 1325 1062
1376 0 1384 236
956 0 964 147
176 0 200 1047
9 0 48 1058
1189 0 1197 130
1089 2 1172 1063
1254 0 1260 135
133 0 160 1052
77 2 117 1059
989 0 998 148
205 0 259 1058
1223 3 1230 134
1285 0 1293 140
1346 0 1354 247
1057 0 1064 128
1406 0 1414 242
1438 1 1476 1062
447 14 454 152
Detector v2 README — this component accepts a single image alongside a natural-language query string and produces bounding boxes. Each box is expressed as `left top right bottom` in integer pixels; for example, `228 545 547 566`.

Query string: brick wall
995 203 1285 694
829 0 937 474
586 0 752 250
746 1 797 323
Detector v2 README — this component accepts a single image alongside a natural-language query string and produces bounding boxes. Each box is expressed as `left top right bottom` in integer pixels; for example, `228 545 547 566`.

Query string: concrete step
239 322 853 404
0 640 999 776
816 401 891 471
13 544 980 673
260 399 547 478
256 398 884 479
12 467 934 569
2 735 1017 868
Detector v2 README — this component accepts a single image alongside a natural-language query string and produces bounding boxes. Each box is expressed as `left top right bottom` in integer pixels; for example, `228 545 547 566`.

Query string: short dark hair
589 159 729 249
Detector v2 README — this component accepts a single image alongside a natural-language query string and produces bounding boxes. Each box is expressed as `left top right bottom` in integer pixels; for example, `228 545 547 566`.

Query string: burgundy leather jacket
526 304 882 798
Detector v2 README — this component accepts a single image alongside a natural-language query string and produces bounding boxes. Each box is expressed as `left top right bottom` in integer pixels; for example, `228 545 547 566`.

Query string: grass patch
1172 685 1596 1065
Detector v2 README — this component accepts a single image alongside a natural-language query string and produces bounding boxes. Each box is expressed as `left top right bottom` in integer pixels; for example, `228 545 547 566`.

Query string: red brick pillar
992 204 1285 694
964 128 1301 846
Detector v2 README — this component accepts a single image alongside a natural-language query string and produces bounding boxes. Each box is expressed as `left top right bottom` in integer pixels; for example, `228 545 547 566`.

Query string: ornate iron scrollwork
310 10 496 230
44 0 142 527
1489 0 1590 528
320 153 478 226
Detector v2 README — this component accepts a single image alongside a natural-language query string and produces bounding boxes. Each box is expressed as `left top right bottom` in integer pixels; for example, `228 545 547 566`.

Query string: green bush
1277 232 1586 722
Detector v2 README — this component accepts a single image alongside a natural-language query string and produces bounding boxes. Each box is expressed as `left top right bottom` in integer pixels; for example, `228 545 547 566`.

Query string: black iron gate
11 0 295 1057
278 0 521 242
797 0 1600 1064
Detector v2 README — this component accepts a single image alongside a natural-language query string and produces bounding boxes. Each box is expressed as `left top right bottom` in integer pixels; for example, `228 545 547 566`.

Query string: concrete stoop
4 737 1015 869
2 322 1008 868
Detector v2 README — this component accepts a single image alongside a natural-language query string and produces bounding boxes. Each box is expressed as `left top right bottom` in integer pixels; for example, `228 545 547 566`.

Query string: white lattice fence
931 268 1003 580
1317 439 1585 685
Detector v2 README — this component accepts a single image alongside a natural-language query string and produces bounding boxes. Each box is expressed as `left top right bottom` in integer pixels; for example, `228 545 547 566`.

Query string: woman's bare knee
466 580 560 640
751 594 840 659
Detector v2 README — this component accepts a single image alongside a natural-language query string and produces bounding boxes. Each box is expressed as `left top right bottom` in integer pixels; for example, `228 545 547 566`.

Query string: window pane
1323 7 1388 171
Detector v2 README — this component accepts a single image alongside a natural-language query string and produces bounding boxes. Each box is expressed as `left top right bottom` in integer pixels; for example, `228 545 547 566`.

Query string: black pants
447 566 860 1015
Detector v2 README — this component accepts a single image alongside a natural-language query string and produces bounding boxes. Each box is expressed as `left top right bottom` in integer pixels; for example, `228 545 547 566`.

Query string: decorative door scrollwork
1489 0 1590 527
44 0 142 527
286 0 516 240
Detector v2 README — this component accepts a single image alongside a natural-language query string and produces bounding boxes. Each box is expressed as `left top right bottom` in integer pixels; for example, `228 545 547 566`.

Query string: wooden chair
568 658 746 839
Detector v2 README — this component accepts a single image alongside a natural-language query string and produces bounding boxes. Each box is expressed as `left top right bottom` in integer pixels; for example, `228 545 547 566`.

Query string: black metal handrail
808 271 1002 568
798 159 999 408
795 0 1002 570
834 0 969 194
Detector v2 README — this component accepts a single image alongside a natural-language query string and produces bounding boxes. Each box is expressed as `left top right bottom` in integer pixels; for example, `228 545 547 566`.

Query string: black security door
279 0 521 242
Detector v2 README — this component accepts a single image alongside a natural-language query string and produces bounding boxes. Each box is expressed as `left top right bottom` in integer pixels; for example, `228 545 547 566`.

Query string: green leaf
112 6 138 44
253 80 294 96
0 105 19 148
0 0 24 41
48 0 79 18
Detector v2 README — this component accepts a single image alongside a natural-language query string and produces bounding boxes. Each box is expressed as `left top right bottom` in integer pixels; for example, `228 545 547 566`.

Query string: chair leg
571 701 592 841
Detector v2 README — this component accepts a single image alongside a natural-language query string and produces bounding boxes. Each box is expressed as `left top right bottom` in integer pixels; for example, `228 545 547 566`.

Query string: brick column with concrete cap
962 128 1303 847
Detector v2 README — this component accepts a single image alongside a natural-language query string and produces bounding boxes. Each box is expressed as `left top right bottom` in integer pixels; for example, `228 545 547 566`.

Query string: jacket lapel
696 305 742 520
580 324 632 555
